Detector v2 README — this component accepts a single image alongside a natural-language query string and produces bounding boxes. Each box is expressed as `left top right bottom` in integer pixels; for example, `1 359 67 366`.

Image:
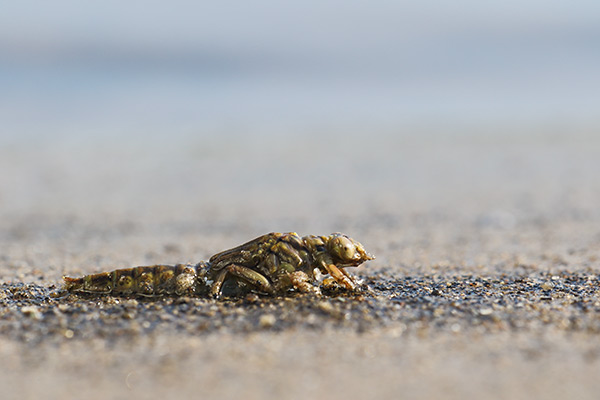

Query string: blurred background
1 0 599 234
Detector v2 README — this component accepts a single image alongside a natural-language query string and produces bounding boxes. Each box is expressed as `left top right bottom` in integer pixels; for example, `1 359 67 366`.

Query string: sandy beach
1 130 600 399
3 1 600 398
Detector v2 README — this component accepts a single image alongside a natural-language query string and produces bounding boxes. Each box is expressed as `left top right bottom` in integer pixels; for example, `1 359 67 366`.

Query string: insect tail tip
62 276 83 291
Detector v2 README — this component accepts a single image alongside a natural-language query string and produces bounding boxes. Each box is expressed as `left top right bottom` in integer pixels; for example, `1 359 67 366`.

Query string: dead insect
62 232 374 298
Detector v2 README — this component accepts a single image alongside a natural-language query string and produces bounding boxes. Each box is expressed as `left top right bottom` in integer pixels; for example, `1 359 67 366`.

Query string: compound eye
333 236 356 261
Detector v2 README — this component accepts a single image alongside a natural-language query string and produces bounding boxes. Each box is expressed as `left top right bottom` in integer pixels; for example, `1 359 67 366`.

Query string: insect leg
209 269 228 298
322 263 356 290
338 267 355 280
209 264 273 297
226 264 273 293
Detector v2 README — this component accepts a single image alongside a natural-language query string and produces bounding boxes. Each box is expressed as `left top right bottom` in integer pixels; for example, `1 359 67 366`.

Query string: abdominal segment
63 262 209 296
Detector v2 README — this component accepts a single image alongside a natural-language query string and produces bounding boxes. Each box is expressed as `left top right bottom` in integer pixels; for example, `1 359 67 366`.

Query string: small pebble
124 299 139 308
21 306 42 320
259 314 276 328
317 301 334 313
123 311 136 319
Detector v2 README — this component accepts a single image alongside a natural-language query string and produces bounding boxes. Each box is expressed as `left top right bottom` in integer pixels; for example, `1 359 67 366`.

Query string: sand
1 130 600 400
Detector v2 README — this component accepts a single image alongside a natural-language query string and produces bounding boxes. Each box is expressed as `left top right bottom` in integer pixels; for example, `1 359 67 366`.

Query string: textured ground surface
1 130 600 400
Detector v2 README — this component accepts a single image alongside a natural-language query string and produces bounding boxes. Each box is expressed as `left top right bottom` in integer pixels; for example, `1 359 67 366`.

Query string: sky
1 1 599 142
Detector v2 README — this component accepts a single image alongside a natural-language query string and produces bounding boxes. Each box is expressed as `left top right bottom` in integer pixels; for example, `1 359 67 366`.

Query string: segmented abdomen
63 262 209 297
